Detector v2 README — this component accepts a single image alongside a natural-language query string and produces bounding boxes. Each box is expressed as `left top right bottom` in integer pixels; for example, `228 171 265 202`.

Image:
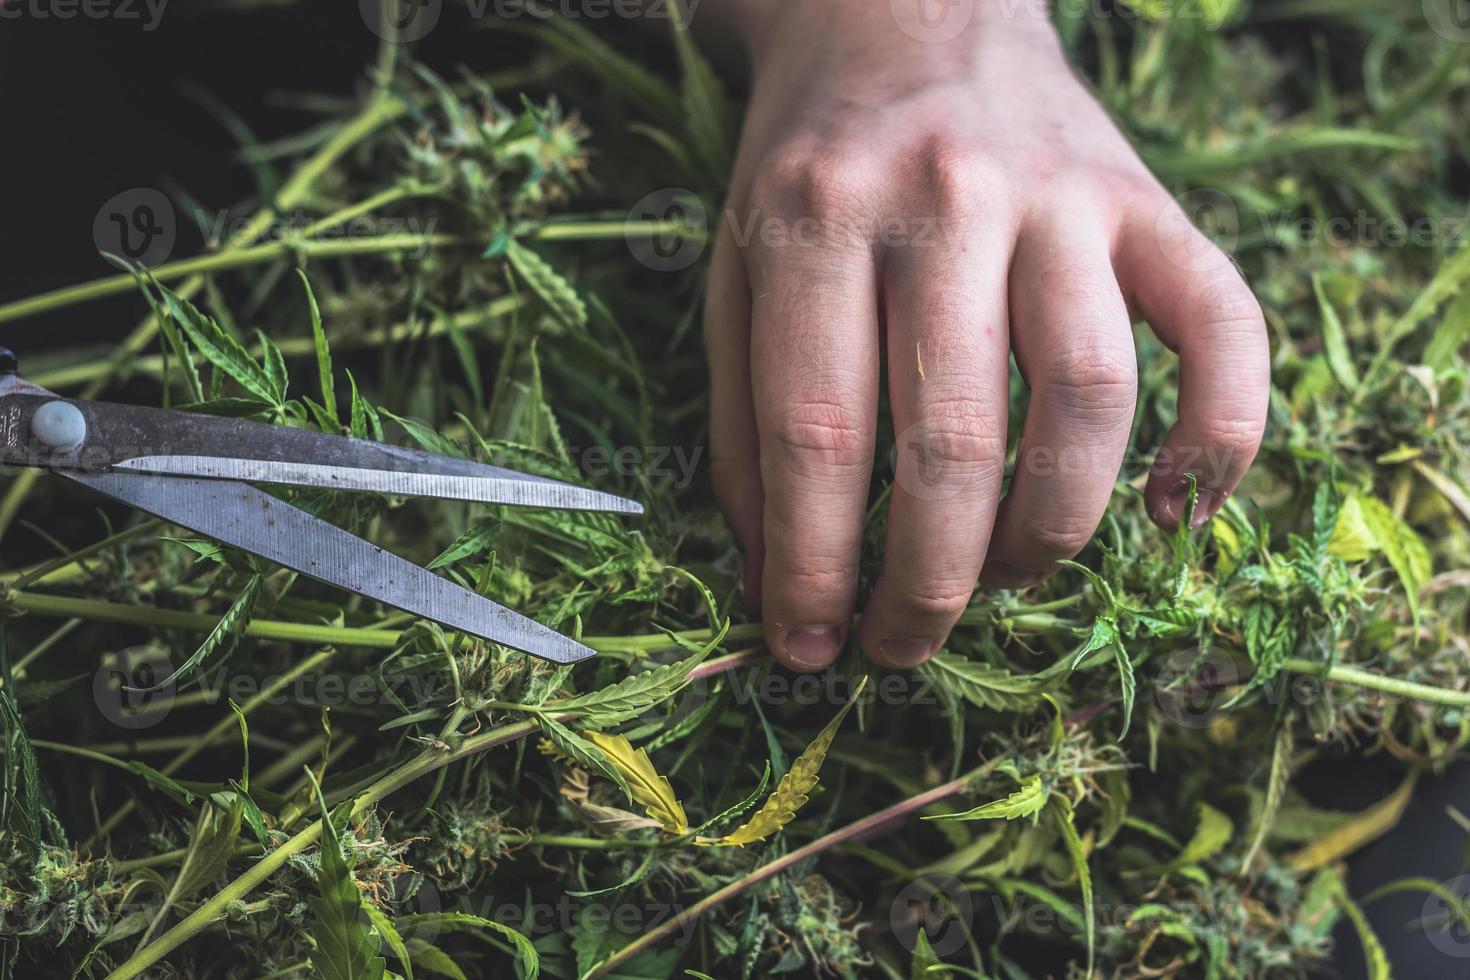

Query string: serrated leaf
696 762 771 838
1244 719 1292 869
1334 888 1392 980
0 689 43 842
1356 494 1431 627
716 677 867 846
582 731 688 834
404 939 466 980
300 270 340 430
132 574 263 693
924 774 1048 823
1113 641 1136 740
161 285 282 408
554 627 723 722
1071 617 1118 670
394 913 537 980
536 713 632 804
917 653 1048 712
427 517 502 570
363 903 413 980
506 240 586 328
666 0 734 177
1050 797 1094 978
307 780 386 980
910 927 943 980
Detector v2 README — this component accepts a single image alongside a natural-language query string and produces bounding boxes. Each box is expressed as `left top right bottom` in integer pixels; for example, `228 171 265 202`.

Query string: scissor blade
61 471 597 664
111 456 644 514
3 393 642 514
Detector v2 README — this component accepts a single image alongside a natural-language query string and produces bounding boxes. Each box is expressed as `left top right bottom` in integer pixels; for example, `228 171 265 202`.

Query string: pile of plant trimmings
4 2 1470 977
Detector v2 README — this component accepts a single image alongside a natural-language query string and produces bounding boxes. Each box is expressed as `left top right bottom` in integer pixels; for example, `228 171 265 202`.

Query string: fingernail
876 637 936 668
783 626 842 670
1164 481 1221 528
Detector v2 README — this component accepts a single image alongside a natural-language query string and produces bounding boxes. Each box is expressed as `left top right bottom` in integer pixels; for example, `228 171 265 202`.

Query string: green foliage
308 782 387 980
4 5 1470 979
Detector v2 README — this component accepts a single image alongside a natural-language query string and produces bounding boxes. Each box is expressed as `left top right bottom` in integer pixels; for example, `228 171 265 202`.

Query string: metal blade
62 471 597 664
111 456 644 514
3 393 642 514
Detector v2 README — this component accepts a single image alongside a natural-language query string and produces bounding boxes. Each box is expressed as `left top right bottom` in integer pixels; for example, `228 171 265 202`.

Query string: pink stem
587 769 979 978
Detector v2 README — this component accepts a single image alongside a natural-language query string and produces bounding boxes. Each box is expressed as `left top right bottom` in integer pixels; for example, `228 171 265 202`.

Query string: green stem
6 592 401 648
0 235 483 324
88 646 340 845
1283 658 1470 707
26 295 518 391
0 217 692 328
107 720 540 980
105 648 766 977
513 833 663 850
3 521 161 589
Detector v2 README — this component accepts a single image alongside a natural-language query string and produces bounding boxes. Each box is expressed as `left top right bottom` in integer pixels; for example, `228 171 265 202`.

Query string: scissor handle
0 348 15 376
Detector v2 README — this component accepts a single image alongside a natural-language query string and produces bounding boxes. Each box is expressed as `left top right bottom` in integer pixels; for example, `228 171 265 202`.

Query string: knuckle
773 562 858 608
752 148 872 223
917 137 996 214
1195 413 1264 457
917 396 1008 466
768 399 871 468
895 584 975 623
1025 515 1098 559
1195 272 1264 331
1037 335 1138 419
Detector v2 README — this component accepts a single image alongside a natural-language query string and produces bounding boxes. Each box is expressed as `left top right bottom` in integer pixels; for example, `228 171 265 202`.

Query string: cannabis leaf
583 730 689 834
506 240 587 328
918 653 1048 712
307 782 386 980
924 775 1048 823
715 677 868 846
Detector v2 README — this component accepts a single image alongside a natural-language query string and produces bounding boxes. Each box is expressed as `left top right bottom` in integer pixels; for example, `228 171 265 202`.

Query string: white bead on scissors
32 401 87 451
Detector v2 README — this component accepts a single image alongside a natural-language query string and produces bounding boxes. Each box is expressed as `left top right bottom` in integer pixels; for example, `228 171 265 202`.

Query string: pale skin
703 1 1271 672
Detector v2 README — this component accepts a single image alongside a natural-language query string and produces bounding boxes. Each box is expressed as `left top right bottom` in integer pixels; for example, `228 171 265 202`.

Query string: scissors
0 347 642 664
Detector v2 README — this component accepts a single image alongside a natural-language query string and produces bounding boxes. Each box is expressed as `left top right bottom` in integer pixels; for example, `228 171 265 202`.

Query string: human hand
705 1 1269 672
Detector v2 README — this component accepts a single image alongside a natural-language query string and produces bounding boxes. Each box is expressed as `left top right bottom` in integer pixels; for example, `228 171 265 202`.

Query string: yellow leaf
582 731 688 835
1327 493 1376 562
1287 771 1418 871
716 677 868 847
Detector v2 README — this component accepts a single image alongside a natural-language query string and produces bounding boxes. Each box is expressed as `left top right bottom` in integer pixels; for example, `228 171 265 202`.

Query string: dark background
2 4 1467 978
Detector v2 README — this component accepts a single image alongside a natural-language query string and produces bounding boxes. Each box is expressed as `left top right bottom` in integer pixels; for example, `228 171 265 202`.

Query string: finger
857 217 1012 669
981 219 1137 589
748 190 881 673
704 218 766 612
1118 201 1269 530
